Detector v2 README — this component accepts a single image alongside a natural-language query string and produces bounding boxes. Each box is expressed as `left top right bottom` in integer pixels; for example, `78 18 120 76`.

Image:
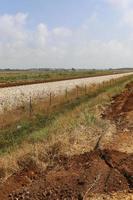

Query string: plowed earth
0 82 133 200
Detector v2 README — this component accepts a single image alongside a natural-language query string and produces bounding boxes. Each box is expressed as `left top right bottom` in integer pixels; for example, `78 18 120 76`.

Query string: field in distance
0 68 132 87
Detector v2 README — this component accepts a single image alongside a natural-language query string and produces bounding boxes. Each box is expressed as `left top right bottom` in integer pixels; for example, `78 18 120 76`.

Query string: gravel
0 72 133 113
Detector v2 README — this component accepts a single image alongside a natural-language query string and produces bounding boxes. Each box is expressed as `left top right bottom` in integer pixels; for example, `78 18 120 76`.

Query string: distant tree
5 68 11 71
71 68 76 71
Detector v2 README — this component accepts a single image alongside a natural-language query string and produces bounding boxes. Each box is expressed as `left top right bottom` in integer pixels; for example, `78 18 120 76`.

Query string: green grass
0 69 129 85
0 75 133 155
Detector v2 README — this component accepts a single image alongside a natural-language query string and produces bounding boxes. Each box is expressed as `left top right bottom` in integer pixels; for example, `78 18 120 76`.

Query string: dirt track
0 81 133 200
0 72 133 113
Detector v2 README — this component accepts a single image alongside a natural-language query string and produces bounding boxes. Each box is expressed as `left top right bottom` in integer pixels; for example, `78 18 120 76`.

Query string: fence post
85 84 87 95
65 88 68 100
29 96 32 117
76 86 79 98
49 92 52 106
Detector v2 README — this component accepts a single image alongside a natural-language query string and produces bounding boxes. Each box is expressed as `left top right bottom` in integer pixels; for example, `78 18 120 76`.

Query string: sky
0 0 133 69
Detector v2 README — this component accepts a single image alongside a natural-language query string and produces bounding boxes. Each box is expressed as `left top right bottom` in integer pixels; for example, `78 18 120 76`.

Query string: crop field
0 73 133 200
0 69 131 87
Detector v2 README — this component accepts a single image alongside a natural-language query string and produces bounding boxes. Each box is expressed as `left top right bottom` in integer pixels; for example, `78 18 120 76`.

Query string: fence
21 79 116 118
0 77 126 129
27 84 89 117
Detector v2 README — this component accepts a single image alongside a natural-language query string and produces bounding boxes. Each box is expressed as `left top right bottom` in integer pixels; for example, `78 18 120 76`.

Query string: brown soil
0 82 133 200
103 81 133 132
0 149 132 200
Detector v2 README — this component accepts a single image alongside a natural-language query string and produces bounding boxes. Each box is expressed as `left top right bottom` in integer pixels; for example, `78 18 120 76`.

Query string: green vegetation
0 74 133 155
0 69 130 86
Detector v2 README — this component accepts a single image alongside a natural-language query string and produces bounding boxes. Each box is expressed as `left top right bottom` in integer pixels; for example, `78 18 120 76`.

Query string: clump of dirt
0 149 132 200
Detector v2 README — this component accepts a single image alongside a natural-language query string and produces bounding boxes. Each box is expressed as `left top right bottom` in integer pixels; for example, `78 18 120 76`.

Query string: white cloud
107 0 131 8
36 23 49 47
0 12 133 68
53 27 72 37
0 13 28 42
106 0 133 28
123 10 133 27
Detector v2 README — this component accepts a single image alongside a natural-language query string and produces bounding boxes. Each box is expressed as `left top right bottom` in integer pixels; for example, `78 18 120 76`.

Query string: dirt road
0 80 133 200
0 72 133 113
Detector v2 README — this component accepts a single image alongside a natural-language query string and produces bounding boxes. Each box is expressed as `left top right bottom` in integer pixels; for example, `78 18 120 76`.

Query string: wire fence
27 84 89 116
0 77 127 128
24 80 115 118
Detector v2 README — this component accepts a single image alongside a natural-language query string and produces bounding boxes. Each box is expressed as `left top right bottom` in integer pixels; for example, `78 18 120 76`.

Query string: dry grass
0 77 127 129
0 75 133 181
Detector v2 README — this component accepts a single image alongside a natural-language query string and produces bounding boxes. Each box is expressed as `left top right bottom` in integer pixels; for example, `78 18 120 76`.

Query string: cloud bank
0 6 133 68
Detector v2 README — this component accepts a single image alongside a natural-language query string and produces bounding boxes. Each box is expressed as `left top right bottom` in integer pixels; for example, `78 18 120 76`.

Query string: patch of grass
0 75 133 181
0 69 130 87
28 75 133 142
0 75 133 155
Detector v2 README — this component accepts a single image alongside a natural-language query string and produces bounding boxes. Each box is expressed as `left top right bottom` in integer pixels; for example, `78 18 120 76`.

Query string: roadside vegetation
0 74 133 181
0 69 131 87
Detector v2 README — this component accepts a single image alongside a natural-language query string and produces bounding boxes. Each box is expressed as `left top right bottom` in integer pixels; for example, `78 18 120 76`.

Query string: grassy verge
0 75 133 180
0 75 133 156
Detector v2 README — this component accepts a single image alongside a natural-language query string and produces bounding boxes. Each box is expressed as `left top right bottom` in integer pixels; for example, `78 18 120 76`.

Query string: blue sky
0 0 100 28
0 0 133 68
